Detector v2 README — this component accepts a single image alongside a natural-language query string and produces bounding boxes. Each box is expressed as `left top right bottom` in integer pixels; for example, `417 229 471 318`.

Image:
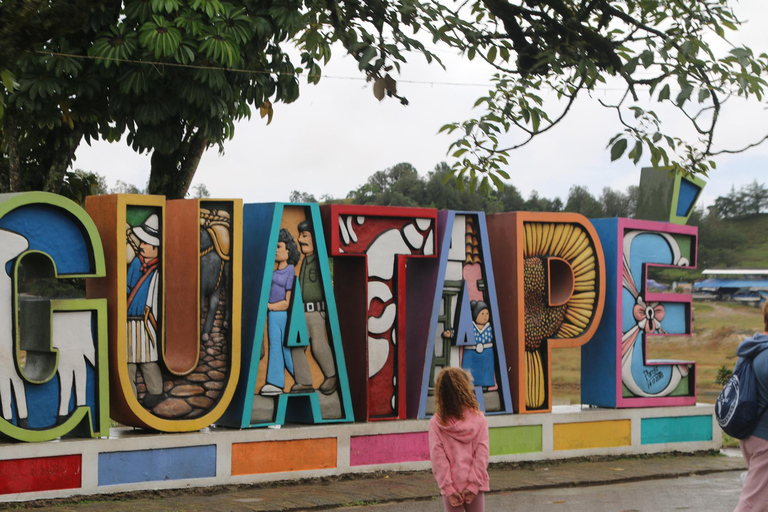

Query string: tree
564 185 603 218
111 179 143 195
4 0 766 198
525 190 562 212
426 1 768 189
289 190 318 203
59 168 108 205
743 180 768 216
347 163 427 207
712 182 768 219
600 187 630 218
191 183 210 198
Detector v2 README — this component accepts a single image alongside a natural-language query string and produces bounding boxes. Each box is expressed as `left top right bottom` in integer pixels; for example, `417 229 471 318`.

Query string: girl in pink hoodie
429 367 490 512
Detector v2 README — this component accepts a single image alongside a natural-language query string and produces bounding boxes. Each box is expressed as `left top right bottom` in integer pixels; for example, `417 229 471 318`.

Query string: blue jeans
267 311 293 387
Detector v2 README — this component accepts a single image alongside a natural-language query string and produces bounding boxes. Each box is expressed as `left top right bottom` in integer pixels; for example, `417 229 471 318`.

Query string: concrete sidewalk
5 451 746 512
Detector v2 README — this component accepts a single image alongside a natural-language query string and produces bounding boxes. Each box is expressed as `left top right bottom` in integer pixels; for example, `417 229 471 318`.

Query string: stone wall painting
322 204 437 421
488 212 606 414
85 195 242 431
414 211 513 418
0 192 108 442
582 218 697 408
220 203 352 428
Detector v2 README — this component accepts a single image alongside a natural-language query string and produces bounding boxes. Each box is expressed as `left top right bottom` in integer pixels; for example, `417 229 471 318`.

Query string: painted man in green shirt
296 220 338 395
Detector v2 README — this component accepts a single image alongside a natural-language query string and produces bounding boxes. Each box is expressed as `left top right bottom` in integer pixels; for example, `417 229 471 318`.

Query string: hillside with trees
292 163 768 280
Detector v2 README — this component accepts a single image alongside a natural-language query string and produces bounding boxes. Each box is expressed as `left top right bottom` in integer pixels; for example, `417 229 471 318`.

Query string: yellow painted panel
553 420 631 451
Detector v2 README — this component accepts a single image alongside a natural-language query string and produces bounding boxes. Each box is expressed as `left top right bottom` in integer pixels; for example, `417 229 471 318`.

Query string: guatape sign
0 168 704 442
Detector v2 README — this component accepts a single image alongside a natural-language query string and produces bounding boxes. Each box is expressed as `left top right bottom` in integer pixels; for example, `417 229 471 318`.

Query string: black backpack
716 350 768 439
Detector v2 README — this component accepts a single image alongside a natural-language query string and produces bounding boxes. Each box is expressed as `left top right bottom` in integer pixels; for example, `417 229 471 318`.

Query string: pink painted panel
350 432 429 466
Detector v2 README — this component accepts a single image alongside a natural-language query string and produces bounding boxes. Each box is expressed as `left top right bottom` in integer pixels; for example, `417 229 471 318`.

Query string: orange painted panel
165 200 200 375
231 438 337 475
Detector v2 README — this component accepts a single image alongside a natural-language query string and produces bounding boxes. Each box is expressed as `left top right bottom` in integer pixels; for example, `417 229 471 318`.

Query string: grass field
551 300 764 405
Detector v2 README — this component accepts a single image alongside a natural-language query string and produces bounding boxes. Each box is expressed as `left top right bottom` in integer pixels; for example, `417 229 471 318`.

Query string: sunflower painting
488 212 605 414
522 222 602 409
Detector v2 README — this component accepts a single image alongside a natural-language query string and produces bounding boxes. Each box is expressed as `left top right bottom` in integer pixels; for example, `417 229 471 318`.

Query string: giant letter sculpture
414 211 513 418
581 219 697 407
322 205 437 421
488 212 606 413
0 192 108 442
219 203 353 427
85 195 241 431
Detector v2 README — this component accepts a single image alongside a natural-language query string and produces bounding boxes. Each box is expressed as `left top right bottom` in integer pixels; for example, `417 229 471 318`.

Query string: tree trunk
42 125 83 194
148 129 209 199
3 109 20 192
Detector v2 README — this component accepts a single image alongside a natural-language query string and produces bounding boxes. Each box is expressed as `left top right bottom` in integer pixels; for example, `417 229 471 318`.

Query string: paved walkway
4 452 746 512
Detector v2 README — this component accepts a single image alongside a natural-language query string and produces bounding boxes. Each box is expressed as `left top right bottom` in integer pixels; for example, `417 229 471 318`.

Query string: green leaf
610 138 628 161
658 84 670 101
628 140 643 164
1 69 16 92
358 47 377 70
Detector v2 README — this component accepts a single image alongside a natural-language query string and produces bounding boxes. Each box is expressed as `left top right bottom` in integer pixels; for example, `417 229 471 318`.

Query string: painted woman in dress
462 301 496 388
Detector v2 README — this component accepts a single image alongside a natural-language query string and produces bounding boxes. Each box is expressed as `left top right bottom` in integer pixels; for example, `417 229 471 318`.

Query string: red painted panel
0 455 81 494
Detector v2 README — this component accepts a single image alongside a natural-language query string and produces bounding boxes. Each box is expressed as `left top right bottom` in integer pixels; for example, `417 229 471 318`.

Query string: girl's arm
428 420 458 496
465 414 490 495
268 290 291 311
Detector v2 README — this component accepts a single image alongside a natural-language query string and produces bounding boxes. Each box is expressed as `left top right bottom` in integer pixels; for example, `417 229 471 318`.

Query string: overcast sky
74 1 768 208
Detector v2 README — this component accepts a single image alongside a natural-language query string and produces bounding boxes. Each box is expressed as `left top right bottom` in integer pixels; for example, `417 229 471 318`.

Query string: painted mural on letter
326 205 437 421
223 203 351 428
0 193 108 442
86 196 242 431
581 218 697 408
126 203 239 419
522 220 602 410
418 212 513 417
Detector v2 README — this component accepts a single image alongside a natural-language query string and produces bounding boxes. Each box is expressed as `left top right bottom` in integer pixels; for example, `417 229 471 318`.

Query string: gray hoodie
736 333 768 440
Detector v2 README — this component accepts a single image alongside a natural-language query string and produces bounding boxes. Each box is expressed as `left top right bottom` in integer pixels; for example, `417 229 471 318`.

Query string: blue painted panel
641 415 713 444
676 179 701 218
98 445 217 485
659 303 686 334
629 233 674 290
0 204 90 275
218 203 277 427
630 332 678 395
581 219 619 408
20 364 96 429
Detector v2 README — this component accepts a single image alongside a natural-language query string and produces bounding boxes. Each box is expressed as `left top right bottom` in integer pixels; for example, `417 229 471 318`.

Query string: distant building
693 269 768 304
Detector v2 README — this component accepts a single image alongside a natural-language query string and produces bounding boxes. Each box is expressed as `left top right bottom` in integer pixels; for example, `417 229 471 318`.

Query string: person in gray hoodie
735 300 768 512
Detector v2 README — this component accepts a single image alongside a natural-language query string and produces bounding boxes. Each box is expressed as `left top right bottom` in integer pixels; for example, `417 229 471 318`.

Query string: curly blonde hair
434 367 480 425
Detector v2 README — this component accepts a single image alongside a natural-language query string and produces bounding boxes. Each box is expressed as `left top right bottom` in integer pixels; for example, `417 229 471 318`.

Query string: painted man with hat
126 213 164 408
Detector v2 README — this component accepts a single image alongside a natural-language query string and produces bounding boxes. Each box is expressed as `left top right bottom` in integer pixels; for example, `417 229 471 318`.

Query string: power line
33 50 494 88
31 50 636 91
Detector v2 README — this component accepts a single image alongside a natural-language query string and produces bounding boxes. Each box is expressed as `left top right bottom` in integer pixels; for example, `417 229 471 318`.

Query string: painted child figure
429 367 490 512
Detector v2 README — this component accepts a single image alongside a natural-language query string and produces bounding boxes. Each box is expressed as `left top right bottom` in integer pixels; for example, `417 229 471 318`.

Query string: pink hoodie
428 408 490 496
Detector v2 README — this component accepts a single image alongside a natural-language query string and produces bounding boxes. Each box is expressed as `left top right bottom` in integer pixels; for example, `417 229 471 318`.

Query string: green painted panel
672 234 693 261
489 425 542 455
641 415 713 445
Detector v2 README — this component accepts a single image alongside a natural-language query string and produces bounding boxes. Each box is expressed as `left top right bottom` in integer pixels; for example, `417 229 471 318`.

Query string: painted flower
633 296 665 334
